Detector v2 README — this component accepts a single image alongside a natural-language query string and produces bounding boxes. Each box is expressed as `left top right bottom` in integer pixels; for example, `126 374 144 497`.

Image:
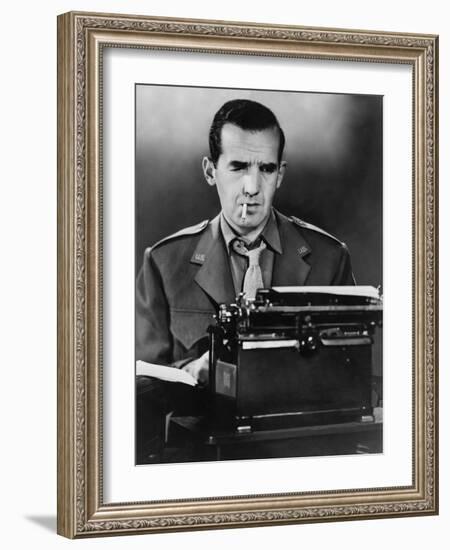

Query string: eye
229 162 247 172
260 164 277 174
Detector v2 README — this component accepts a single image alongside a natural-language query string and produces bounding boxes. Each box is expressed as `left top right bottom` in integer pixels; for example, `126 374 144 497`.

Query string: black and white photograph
53 7 438 541
135 85 383 465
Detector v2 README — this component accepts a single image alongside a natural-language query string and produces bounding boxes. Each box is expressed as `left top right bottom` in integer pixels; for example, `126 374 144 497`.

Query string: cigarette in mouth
241 203 248 221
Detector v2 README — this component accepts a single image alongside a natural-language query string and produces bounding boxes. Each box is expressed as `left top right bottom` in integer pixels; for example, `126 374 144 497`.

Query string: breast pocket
170 309 215 352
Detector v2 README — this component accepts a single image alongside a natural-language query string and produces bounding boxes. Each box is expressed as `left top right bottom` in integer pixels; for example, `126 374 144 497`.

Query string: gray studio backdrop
135 84 382 288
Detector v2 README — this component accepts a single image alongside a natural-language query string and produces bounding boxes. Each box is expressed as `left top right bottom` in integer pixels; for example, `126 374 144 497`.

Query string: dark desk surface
162 408 383 463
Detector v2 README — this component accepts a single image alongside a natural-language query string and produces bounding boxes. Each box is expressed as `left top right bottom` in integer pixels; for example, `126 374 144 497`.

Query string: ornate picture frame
57 11 438 538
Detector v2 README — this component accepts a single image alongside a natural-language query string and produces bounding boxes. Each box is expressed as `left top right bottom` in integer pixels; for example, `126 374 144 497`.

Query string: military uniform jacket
136 210 355 367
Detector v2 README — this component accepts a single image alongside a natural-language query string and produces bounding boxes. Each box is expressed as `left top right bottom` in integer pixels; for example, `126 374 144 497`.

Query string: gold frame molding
57 11 439 538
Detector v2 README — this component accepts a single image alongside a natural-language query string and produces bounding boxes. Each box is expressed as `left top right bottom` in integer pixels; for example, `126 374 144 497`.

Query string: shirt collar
220 209 282 254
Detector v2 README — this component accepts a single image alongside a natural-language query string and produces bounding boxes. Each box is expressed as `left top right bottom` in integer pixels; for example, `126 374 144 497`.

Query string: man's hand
181 351 209 385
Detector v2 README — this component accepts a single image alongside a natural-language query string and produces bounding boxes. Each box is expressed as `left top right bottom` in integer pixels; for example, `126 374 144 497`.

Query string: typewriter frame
209 289 382 432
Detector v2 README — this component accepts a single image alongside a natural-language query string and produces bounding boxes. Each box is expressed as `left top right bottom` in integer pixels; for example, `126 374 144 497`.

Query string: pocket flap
170 309 215 351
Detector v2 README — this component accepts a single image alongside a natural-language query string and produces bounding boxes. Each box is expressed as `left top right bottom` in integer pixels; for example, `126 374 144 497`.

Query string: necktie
232 239 267 301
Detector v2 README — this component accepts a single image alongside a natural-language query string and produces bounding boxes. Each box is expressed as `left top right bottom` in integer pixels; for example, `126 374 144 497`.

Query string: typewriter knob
299 334 318 354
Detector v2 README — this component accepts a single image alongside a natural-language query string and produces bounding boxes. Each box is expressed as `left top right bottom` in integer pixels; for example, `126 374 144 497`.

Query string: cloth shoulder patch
290 216 344 247
150 220 209 251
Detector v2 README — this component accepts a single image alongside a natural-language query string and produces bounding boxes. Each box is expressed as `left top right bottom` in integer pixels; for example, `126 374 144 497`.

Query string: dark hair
208 99 285 165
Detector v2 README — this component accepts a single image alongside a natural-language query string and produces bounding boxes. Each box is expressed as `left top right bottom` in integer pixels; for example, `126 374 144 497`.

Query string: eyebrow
228 160 248 169
228 160 278 170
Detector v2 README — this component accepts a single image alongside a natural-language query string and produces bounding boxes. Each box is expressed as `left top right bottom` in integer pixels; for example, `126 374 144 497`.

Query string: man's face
203 123 286 237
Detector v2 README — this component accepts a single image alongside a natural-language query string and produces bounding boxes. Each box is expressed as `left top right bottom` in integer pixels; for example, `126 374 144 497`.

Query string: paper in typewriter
272 285 380 300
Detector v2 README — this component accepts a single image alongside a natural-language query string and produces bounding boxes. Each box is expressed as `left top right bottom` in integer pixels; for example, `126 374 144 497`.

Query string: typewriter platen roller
208 286 383 431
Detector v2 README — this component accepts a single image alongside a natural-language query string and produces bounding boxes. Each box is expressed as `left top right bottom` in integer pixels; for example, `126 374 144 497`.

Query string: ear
276 160 287 189
202 156 216 187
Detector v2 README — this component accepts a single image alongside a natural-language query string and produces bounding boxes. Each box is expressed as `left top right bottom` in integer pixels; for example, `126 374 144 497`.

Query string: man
136 99 355 382
135 99 355 459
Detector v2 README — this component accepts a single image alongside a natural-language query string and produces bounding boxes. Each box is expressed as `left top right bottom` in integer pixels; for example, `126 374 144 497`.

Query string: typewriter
208 286 382 432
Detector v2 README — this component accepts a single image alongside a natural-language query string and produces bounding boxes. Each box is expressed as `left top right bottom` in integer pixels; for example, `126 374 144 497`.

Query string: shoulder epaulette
150 220 209 251
290 216 345 247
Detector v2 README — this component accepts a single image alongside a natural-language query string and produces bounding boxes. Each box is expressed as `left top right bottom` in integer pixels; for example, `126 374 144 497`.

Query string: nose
242 167 261 197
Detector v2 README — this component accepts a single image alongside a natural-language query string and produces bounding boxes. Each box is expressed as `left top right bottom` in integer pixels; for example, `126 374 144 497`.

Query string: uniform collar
190 214 235 305
189 210 313 305
219 209 282 254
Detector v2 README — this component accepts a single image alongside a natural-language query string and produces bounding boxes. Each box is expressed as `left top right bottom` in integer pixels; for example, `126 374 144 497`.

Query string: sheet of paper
136 360 198 386
271 285 380 300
